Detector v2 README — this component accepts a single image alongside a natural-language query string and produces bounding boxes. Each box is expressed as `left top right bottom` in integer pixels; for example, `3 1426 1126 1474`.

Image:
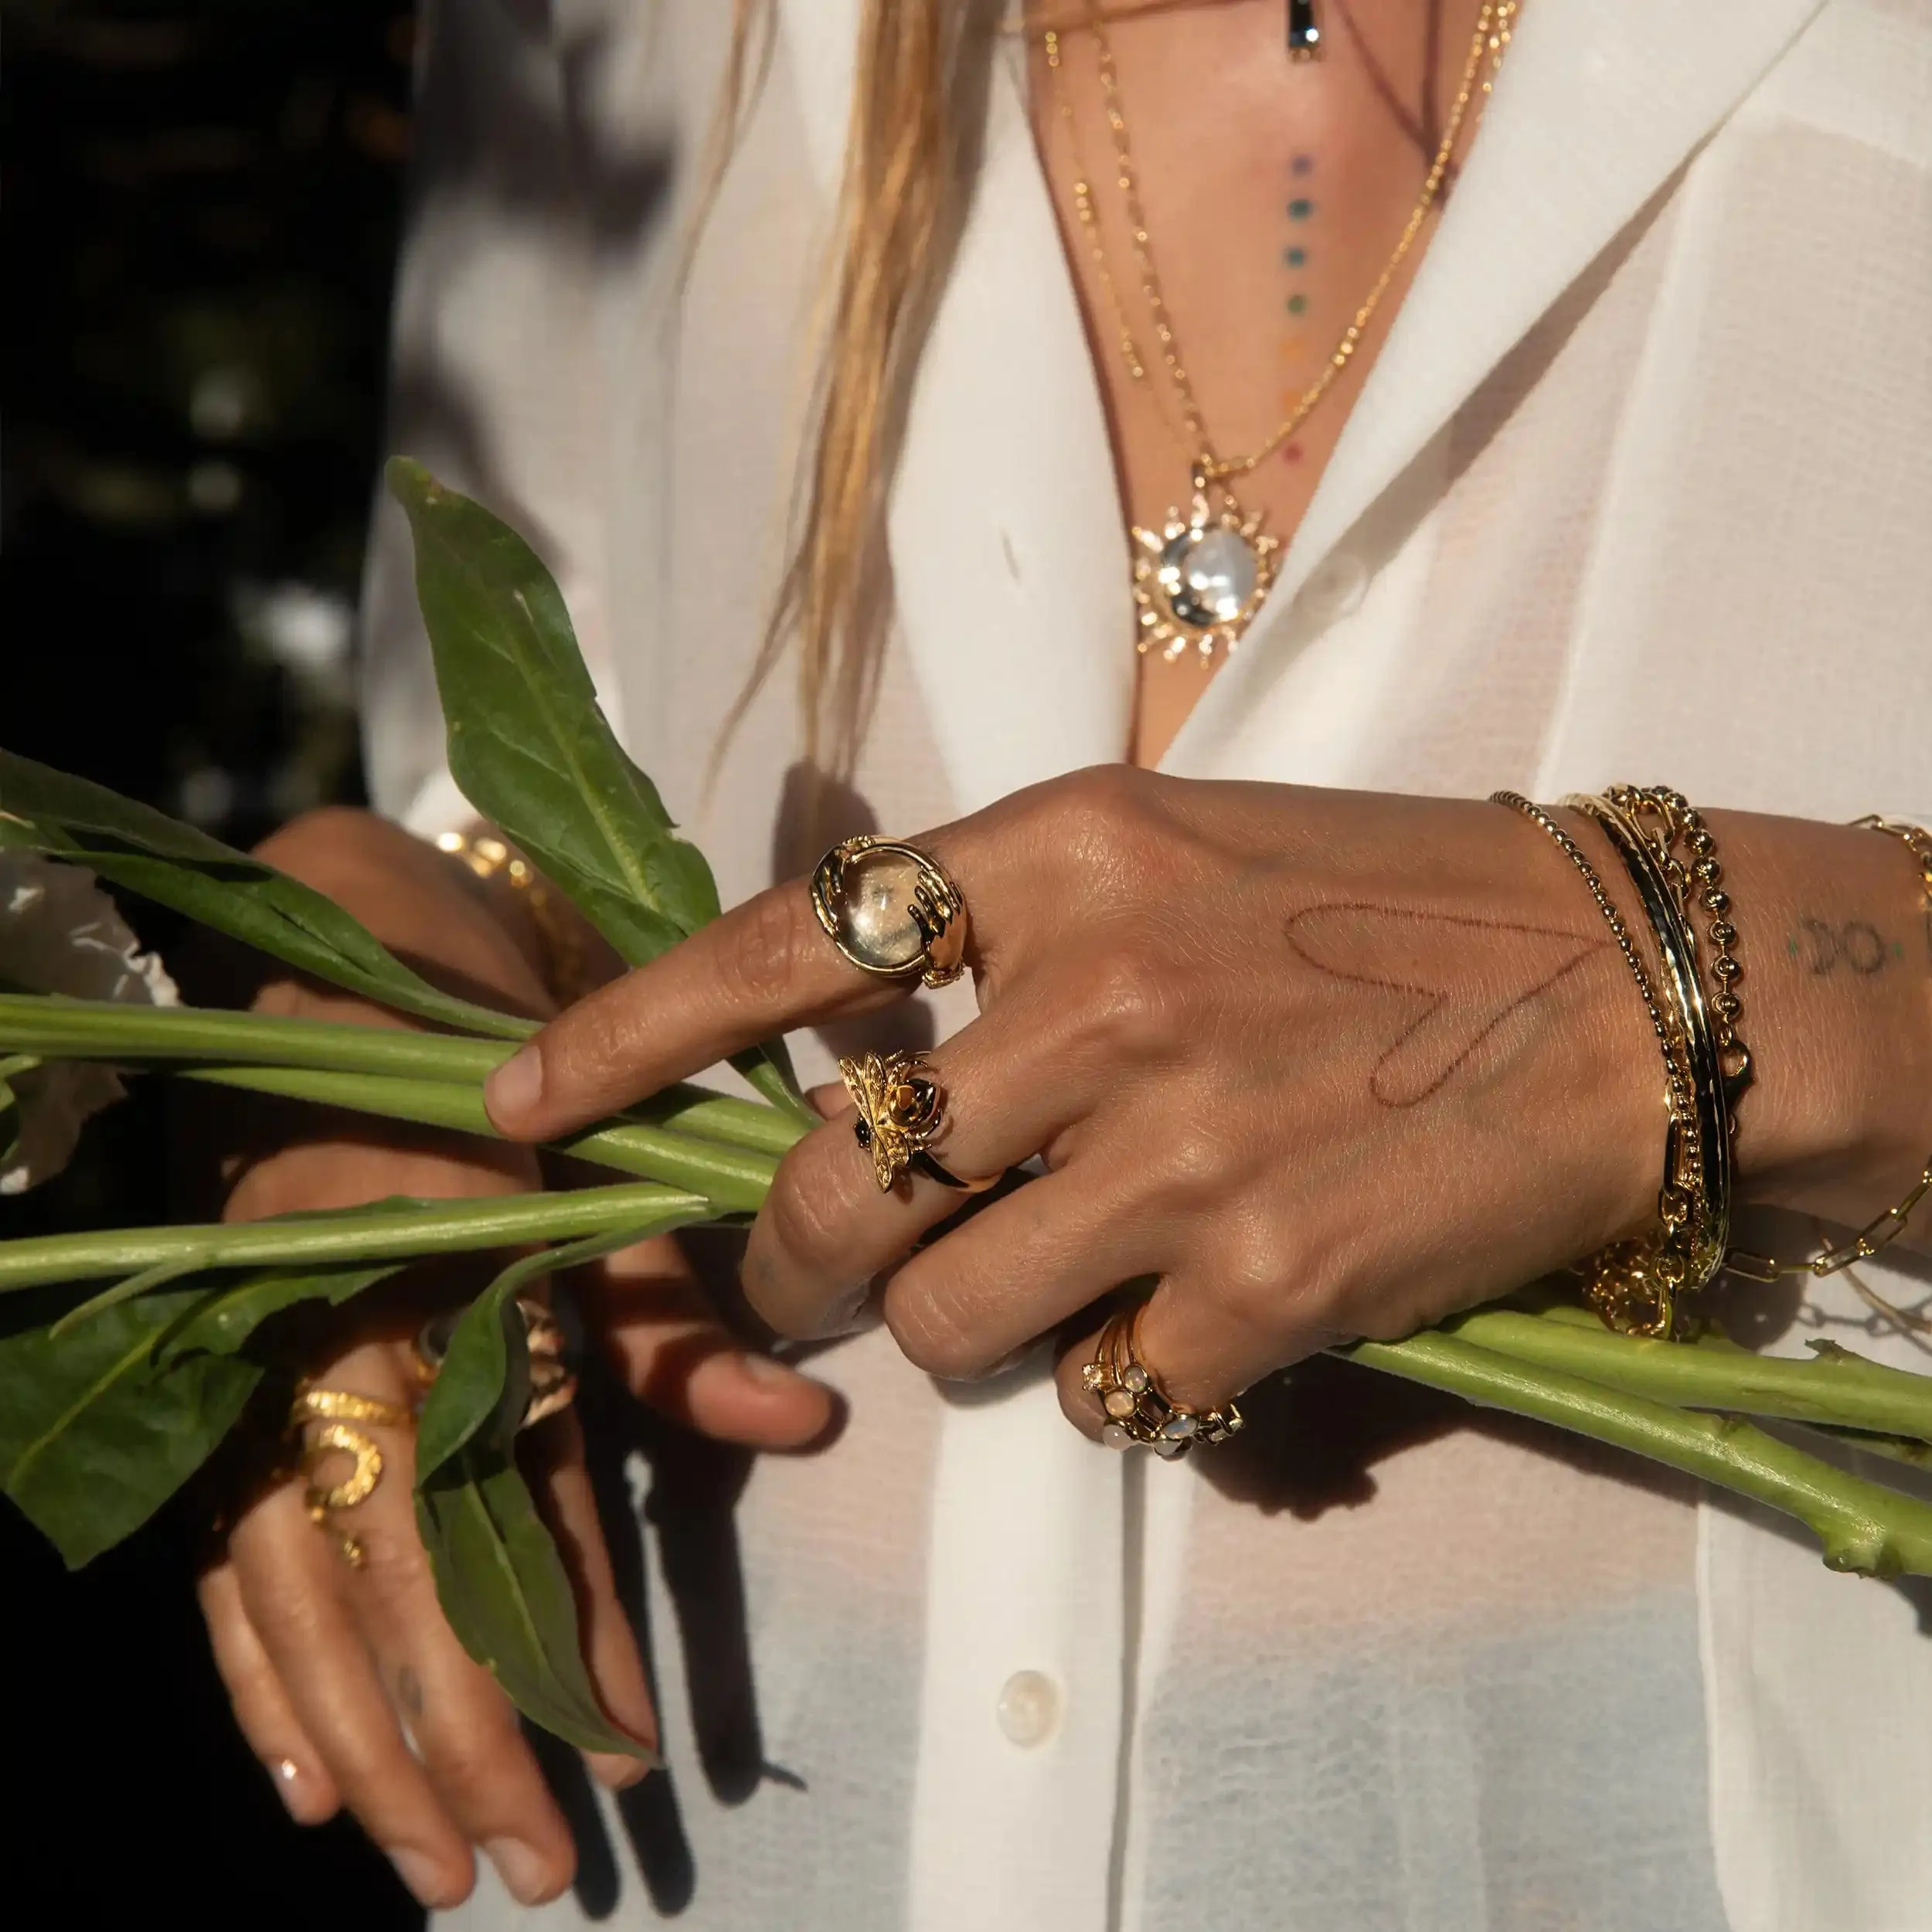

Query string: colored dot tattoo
1281 442 1304 464
1286 293 1308 315
1284 246 1306 267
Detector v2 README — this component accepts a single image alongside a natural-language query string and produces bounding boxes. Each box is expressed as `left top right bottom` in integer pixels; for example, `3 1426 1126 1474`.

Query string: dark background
4 4 420 1923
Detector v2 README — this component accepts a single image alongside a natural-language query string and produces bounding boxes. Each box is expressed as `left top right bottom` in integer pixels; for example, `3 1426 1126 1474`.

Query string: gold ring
413 1297 580 1430
1081 1305 1243 1458
811 836 968 988
837 1049 997 1195
290 1386 414 1568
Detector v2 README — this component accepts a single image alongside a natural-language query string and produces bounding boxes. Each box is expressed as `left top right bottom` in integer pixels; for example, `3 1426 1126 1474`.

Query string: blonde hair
717 0 982 780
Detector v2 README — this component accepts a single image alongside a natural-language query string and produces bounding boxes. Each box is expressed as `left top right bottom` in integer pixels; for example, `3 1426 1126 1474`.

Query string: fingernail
588 1747 658 1790
740 1350 802 1386
486 1836 563 1906
387 1847 452 1906
267 1756 328 1825
485 1044 543 1125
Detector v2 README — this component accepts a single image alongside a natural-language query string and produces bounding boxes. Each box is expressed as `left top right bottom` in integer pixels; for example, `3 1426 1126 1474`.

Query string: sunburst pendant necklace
1040 2 1515 663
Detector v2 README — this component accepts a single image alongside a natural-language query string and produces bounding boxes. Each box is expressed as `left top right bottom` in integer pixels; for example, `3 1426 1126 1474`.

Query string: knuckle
1067 949 1175 1061
719 889 815 1010
761 1138 867 1281
1142 1124 1233 1216
882 1279 985 1382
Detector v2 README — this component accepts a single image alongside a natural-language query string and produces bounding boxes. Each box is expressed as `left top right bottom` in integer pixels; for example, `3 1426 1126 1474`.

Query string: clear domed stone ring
809 836 968 989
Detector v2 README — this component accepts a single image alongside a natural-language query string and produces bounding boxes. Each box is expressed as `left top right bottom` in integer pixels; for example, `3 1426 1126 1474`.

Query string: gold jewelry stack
1083 1301 1244 1457
1497 789 1932 1338
1040 0 1517 662
434 826 595 1005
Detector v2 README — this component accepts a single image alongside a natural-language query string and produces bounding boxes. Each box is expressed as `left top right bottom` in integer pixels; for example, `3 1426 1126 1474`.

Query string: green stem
182 1063 777 1213
1342 1330 1932 1578
0 994 807 1156
1446 1306 1932 1444
0 1182 707 1293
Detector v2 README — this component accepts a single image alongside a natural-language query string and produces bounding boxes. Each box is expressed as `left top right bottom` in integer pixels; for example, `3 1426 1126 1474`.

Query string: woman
199 1 1932 1927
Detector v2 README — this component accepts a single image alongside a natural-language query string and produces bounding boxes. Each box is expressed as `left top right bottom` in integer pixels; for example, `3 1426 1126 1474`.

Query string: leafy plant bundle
5 461 1932 1757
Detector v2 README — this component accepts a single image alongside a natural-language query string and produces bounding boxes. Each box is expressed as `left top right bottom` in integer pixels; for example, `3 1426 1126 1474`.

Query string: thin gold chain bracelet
1729 812 1932 1284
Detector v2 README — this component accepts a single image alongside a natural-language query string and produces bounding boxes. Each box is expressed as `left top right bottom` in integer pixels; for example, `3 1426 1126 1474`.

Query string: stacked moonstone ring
1083 1304 1243 1458
810 836 968 989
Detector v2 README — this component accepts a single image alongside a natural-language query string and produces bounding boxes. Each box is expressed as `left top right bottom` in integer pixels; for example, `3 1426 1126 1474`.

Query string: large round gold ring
413 1297 579 1430
290 1386 414 1568
1081 1305 1243 1458
811 836 968 989
838 1049 990 1193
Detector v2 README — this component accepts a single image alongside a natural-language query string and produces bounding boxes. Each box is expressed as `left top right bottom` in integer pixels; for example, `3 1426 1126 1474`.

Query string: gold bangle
1494 792 1704 1337
433 828 594 1005
1570 793 1734 1310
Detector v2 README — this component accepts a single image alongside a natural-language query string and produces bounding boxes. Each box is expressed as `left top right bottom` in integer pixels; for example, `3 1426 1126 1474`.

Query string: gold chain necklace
1043 0 1517 662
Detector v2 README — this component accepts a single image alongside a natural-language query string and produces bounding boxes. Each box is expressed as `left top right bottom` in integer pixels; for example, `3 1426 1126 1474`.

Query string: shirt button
995 1670 1063 1749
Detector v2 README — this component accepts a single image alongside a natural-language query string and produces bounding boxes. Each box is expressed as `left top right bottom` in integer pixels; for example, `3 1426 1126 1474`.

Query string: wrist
1700 809 1932 1226
250 807 552 1021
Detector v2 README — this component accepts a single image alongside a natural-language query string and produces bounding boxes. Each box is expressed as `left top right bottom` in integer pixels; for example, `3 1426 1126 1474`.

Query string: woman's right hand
189 808 833 1910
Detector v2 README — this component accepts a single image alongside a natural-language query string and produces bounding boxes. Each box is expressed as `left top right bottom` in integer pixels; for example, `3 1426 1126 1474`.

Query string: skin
481 775 1932 1434
192 0 1932 1896
193 809 834 1909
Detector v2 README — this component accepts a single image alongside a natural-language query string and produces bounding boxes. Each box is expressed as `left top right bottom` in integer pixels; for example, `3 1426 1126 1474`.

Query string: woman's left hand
479 767 1929 1431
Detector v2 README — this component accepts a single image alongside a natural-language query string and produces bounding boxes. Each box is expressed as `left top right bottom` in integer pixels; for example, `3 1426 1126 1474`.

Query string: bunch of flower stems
9 989 1932 1581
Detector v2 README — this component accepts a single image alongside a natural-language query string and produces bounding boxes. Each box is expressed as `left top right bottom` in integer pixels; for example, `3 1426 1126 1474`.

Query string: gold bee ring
811 837 968 988
838 1049 988 1193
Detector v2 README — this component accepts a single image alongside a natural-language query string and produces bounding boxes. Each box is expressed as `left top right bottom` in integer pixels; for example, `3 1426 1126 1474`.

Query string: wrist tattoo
1786 916 1909 978
1282 903 1609 1109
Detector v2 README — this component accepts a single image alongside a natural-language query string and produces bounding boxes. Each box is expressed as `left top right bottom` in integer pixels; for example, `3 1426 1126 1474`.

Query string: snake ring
811 836 968 988
289 1386 414 1568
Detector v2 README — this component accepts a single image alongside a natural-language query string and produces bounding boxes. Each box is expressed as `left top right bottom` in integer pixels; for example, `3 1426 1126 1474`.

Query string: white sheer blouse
359 2 1932 1927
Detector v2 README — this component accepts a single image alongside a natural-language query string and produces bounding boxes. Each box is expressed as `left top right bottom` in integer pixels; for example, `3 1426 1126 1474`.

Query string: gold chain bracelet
1728 812 1932 1284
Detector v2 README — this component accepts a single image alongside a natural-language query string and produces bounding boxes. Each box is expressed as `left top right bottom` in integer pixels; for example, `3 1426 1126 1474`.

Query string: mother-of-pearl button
995 1669 1063 1748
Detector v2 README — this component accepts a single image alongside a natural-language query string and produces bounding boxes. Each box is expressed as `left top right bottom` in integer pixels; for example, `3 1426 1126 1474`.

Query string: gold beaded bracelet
433 828 594 1006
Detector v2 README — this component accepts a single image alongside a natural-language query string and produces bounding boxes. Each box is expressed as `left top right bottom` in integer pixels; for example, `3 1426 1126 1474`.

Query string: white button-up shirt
362 3 1932 1926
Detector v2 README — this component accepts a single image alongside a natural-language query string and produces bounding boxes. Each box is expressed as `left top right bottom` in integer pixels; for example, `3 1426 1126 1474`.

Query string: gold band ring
1082 1304 1243 1458
413 1296 580 1430
290 1386 413 1568
811 836 968 989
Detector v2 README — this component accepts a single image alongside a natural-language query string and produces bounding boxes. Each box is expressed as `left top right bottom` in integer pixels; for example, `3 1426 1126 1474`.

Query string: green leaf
417 1449 651 1759
416 1214 704 1485
0 751 526 1041
385 459 808 1119
0 1287 260 1566
385 457 720 964
0 1056 26 1168
0 1260 406 1567
161 1261 406 1359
